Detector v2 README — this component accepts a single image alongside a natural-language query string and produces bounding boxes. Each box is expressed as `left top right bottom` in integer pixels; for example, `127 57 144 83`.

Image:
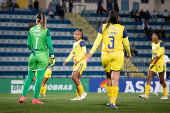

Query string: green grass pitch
0 93 170 113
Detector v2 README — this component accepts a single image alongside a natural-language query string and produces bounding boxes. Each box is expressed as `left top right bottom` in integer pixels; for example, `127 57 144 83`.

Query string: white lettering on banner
135 81 144 93
53 85 58 90
28 85 34 91
125 81 135 93
97 87 107 93
63 85 67 90
68 85 73 90
48 85 53 90
58 85 63 90
46 84 73 91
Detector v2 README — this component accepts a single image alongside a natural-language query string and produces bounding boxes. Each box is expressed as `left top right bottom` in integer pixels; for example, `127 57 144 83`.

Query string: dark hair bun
79 29 83 32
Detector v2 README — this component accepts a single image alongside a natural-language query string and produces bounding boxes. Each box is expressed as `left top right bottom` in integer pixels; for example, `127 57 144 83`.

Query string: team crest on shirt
159 66 161 68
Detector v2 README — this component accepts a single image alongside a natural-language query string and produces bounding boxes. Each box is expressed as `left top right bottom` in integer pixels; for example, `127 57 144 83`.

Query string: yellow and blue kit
149 40 165 73
65 39 86 75
90 23 131 72
35 68 52 78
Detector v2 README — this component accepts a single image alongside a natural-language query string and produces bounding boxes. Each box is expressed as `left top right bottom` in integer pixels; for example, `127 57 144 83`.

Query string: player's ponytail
36 13 46 30
103 10 118 32
40 13 46 30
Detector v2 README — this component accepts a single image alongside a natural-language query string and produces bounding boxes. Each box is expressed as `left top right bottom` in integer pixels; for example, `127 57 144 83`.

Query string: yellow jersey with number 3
151 40 165 65
98 24 127 52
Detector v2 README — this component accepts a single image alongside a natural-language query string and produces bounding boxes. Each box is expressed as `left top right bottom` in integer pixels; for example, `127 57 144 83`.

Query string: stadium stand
80 10 170 78
0 8 170 78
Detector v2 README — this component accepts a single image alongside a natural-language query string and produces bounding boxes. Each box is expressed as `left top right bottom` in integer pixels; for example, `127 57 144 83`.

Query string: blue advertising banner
89 78 170 93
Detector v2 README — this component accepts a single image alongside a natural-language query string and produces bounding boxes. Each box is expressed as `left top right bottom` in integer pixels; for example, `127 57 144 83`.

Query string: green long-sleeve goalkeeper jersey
27 25 54 55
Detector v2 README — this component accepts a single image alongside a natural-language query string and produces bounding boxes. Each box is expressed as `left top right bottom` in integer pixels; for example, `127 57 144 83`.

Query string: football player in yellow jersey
139 30 167 99
63 29 87 100
33 68 52 97
86 10 131 109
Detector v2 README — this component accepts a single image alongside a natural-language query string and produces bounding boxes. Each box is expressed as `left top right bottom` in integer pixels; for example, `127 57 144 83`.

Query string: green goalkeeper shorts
28 51 49 71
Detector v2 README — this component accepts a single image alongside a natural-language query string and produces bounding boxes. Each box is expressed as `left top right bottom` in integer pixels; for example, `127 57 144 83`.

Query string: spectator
12 0 19 10
34 0 39 11
131 43 138 57
107 0 112 12
159 26 167 41
6 0 13 11
98 0 102 7
48 2 53 11
118 20 122 25
69 0 73 12
146 27 152 39
136 10 141 22
140 9 145 19
97 4 107 15
56 3 61 15
162 9 169 22
59 7 65 20
145 10 150 22
0 0 7 10
131 9 136 20
62 1 67 12
151 10 157 22
48 10 55 19
28 0 33 11
114 1 119 13
27 21 35 31
142 20 148 33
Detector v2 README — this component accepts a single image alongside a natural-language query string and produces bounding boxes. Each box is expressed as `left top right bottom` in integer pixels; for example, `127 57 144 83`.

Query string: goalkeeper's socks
145 85 150 95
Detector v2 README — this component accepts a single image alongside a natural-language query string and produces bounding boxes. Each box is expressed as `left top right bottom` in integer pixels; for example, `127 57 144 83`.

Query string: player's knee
71 75 76 81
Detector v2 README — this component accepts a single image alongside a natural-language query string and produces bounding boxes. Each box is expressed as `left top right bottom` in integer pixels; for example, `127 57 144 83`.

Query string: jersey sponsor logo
33 30 41 32
97 80 107 93
111 32 118 35
33 33 41 36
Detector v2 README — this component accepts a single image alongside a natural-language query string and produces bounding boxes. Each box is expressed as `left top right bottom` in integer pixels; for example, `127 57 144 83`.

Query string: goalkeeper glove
49 54 55 67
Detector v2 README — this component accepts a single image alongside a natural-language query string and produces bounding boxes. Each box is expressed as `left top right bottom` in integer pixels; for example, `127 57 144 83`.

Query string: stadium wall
1 78 170 94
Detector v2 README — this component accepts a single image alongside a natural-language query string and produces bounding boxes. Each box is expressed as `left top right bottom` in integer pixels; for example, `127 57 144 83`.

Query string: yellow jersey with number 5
152 40 165 65
98 24 127 52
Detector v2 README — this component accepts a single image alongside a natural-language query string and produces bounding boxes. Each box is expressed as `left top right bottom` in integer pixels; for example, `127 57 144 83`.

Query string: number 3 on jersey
108 36 115 49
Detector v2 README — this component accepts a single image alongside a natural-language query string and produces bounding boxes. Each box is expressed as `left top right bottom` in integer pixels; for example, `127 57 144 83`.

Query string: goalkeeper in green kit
19 13 55 104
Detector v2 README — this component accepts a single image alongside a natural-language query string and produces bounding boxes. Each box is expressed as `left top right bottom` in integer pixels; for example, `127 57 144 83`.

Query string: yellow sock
163 87 167 96
77 84 85 94
107 86 112 103
42 86 46 95
111 86 119 105
76 89 81 97
39 87 44 95
145 85 150 95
